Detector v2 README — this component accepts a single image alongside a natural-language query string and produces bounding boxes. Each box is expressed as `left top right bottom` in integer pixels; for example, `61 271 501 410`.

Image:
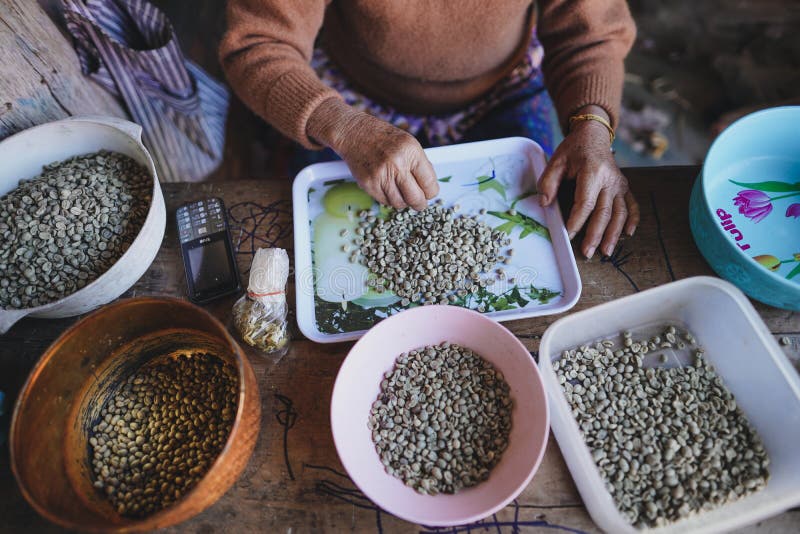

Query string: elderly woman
220 0 639 259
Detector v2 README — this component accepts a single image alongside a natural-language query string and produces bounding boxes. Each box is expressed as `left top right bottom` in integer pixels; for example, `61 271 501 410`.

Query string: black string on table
227 200 294 270
274 393 298 480
650 191 676 282
601 243 640 292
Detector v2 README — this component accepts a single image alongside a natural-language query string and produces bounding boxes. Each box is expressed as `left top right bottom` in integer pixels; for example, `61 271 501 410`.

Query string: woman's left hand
538 106 639 259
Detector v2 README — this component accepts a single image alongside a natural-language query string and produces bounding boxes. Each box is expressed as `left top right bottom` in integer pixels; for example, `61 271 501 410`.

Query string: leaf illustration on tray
493 296 509 310
450 284 560 312
438 175 452 183
477 175 507 199
729 180 800 193
507 287 530 307
316 280 562 332
528 286 560 304
494 221 516 234
314 295 406 334
489 210 551 241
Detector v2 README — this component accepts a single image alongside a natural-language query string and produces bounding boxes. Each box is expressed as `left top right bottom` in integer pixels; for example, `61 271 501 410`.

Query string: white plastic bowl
0 116 166 333
539 276 800 533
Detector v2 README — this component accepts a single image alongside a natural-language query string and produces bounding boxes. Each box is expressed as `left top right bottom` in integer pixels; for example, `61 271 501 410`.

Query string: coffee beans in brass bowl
10 297 261 532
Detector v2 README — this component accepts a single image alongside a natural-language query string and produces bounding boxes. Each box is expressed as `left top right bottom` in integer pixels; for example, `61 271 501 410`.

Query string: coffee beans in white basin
369 343 513 494
555 325 769 529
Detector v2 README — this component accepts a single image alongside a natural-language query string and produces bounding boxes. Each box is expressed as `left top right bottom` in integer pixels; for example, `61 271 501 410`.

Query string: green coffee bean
0 151 151 309
555 326 769 528
89 352 237 518
356 206 506 305
370 343 512 494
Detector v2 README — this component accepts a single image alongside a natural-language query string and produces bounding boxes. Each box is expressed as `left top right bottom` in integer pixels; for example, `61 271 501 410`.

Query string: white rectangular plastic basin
539 276 800 533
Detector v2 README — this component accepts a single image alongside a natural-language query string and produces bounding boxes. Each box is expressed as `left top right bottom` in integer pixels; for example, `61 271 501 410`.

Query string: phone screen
183 233 238 300
188 238 231 289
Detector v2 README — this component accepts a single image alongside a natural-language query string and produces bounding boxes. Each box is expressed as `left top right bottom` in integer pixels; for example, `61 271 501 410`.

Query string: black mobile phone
176 198 241 304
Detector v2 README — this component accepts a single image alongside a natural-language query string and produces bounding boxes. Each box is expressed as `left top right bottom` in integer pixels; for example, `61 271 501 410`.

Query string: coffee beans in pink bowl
330 305 549 526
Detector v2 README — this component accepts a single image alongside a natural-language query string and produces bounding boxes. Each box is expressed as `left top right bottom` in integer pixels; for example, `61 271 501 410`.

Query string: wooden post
0 1 126 140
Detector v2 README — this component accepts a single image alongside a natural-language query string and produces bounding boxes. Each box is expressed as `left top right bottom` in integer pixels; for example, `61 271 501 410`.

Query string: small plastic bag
233 248 290 355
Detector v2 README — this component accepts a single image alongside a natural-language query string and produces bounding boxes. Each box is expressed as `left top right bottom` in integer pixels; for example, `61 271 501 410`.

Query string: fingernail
627 225 637 237
539 195 548 207
585 246 595 259
568 231 576 240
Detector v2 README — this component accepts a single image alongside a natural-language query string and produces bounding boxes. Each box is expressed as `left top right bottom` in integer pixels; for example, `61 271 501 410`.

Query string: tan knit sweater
220 0 636 149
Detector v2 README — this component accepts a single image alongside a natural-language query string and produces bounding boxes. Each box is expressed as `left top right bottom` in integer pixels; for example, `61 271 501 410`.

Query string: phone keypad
176 198 227 243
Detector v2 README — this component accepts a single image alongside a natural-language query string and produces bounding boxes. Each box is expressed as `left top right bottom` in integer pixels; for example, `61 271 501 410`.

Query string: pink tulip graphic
787 203 800 219
733 190 772 223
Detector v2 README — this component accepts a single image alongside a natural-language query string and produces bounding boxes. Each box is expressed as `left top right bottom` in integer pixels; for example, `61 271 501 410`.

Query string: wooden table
1 166 798 533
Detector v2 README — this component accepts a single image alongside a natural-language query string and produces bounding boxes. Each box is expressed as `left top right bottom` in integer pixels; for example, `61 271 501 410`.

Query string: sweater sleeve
537 0 636 132
219 0 340 148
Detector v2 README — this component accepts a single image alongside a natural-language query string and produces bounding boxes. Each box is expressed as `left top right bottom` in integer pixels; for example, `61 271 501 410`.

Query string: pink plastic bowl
330 305 550 526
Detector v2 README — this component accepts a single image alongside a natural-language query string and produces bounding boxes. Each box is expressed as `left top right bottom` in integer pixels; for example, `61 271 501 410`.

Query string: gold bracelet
569 113 615 143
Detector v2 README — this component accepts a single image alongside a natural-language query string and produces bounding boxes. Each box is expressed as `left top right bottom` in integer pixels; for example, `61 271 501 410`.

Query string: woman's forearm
219 0 339 148
306 98 361 153
537 0 636 131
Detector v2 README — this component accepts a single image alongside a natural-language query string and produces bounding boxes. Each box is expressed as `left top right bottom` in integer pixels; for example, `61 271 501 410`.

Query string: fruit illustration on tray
312 183 401 307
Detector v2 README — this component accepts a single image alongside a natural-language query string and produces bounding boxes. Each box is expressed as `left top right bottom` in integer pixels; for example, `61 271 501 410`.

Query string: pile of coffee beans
90 352 237 517
555 326 769 528
369 343 513 494
353 203 511 306
0 150 151 309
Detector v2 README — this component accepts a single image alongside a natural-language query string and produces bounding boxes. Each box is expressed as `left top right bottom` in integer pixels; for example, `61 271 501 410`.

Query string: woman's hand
538 106 639 259
337 113 439 210
310 100 438 211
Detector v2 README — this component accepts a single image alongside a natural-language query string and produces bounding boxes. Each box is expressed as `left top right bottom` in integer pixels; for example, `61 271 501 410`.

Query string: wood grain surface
1 166 798 533
0 1 126 140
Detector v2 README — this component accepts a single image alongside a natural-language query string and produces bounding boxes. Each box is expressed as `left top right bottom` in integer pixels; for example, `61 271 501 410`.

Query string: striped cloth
62 0 228 182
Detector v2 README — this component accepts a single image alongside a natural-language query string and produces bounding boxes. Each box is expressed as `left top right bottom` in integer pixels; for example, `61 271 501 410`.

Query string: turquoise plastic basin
689 106 800 310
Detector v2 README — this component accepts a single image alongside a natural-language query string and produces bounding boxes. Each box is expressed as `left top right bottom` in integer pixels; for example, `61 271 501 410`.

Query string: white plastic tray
293 137 581 342
538 276 800 533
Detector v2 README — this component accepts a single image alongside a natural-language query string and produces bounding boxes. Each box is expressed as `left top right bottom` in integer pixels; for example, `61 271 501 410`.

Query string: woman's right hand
310 101 439 210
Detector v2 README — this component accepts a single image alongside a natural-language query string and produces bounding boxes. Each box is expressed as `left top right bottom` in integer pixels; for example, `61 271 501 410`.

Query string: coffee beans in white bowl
554 325 769 528
0 117 166 334
331 305 549 526
369 342 513 495
0 150 151 309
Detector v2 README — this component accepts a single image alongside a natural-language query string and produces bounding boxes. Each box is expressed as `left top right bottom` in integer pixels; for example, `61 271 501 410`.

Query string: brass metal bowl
10 297 261 532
